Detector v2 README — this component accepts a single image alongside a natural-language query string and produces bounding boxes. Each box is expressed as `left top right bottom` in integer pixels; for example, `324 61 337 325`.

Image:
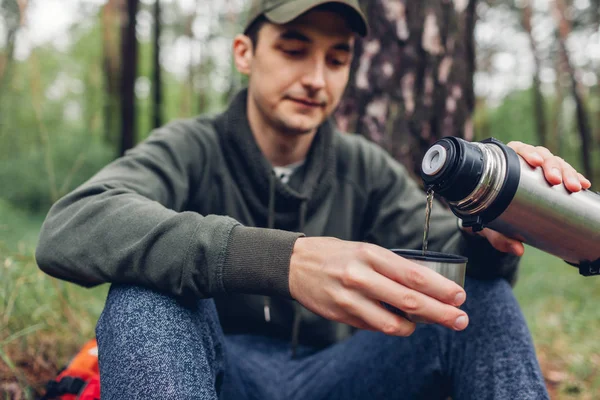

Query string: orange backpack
42 339 100 400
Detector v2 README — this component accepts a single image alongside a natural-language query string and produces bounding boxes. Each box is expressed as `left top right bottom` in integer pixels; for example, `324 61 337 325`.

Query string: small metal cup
382 249 467 323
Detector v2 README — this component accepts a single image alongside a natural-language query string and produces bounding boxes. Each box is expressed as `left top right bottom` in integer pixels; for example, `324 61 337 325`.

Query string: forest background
1 0 599 398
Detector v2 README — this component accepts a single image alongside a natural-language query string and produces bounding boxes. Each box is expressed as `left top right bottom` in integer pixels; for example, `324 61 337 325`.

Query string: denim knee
461 277 523 328
96 284 226 399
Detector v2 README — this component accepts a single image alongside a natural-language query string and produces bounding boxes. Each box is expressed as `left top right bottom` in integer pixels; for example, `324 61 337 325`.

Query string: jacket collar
214 89 337 229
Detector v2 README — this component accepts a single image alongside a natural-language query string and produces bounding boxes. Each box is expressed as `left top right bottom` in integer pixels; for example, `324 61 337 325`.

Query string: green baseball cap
244 0 369 37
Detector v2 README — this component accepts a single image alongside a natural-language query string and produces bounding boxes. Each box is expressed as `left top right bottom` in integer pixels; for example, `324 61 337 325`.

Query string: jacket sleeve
361 143 520 285
35 119 301 299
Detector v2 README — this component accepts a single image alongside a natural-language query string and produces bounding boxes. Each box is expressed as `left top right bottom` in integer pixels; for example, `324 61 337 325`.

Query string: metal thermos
420 137 600 277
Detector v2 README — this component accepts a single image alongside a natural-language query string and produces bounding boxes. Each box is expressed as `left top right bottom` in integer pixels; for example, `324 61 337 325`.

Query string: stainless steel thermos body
421 137 600 276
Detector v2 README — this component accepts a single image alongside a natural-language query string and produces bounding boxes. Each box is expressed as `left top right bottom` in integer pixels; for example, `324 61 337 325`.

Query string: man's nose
301 58 326 92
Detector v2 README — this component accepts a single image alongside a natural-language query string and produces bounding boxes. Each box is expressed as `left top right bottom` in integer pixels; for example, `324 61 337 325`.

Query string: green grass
514 247 600 398
0 199 598 399
0 200 107 398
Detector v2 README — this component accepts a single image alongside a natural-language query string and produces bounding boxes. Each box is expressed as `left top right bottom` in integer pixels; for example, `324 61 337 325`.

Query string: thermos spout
422 145 448 176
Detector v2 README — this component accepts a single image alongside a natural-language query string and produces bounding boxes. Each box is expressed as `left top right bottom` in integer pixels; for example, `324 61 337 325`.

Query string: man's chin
282 126 317 136
278 117 324 136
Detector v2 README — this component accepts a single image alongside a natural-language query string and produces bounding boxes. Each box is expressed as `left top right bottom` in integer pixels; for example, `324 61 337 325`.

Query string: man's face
239 10 355 135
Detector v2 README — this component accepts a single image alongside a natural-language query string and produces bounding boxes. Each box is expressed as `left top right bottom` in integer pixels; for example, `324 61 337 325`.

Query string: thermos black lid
420 137 485 202
421 137 522 231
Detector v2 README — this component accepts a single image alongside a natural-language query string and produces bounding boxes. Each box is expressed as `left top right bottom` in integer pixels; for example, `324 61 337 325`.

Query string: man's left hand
462 141 592 256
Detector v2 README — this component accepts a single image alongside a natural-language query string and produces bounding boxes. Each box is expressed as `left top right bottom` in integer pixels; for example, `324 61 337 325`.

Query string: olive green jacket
36 90 519 348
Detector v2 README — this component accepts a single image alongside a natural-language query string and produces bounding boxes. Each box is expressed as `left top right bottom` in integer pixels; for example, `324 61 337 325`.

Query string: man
36 1 591 399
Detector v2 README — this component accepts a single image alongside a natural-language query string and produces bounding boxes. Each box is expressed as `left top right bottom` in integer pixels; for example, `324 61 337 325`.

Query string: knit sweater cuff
222 226 304 298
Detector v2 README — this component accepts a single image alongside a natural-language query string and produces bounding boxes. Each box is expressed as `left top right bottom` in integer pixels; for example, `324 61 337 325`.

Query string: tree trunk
180 7 195 117
0 31 16 138
0 0 23 141
223 0 244 103
552 0 594 179
0 0 20 99
551 56 565 156
102 0 123 147
593 0 600 33
197 0 210 114
152 0 163 129
521 0 547 148
336 0 477 179
0 25 16 91
119 0 140 156
593 0 600 149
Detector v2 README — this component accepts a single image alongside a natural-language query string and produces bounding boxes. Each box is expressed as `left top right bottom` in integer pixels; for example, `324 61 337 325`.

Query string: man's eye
282 49 304 56
329 57 349 67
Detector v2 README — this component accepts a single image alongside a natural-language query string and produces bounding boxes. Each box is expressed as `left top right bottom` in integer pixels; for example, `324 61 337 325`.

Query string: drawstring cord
265 169 309 358
290 199 308 357
263 172 277 323
267 171 276 229
298 200 307 233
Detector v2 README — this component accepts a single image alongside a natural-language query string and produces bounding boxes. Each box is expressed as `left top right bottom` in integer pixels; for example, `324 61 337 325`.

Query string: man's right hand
288 237 469 336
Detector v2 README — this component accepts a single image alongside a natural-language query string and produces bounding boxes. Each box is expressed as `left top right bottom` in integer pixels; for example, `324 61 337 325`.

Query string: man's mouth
289 97 324 108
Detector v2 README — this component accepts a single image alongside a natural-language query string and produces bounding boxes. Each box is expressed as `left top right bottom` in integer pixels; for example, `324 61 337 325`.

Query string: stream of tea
422 188 434 255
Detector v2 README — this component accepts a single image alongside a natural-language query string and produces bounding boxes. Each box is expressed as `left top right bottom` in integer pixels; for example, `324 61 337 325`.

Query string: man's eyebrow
278 29 312 43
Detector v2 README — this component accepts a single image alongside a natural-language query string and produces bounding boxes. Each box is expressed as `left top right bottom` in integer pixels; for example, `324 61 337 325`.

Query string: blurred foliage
474 87 600 179
0 4 231 213
0 0 598 213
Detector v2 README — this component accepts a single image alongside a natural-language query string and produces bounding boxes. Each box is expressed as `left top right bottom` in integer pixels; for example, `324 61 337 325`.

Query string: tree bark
552 0 594 179
120 0 140 156
0 25 16 91
152 0 163 129
593 0 600 148
551 56 565 156
336 0 477 179
0 0 24 139
0 0 20 97
223 0 244 103
521 0 547 148
180 6 195 117
197 0 211 114
593 0 600 33
102 0 123 147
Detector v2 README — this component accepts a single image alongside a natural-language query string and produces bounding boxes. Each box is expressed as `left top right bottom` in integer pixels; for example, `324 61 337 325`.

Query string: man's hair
245 15 267 49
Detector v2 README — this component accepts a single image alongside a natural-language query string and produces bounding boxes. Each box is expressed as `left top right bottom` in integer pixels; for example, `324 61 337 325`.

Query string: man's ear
233 34 253 76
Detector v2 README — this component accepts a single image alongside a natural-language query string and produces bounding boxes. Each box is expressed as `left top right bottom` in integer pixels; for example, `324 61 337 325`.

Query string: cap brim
265 1 368 37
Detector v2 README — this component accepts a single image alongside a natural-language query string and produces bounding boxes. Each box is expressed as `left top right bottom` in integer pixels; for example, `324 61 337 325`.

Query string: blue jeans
96 277 549 399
